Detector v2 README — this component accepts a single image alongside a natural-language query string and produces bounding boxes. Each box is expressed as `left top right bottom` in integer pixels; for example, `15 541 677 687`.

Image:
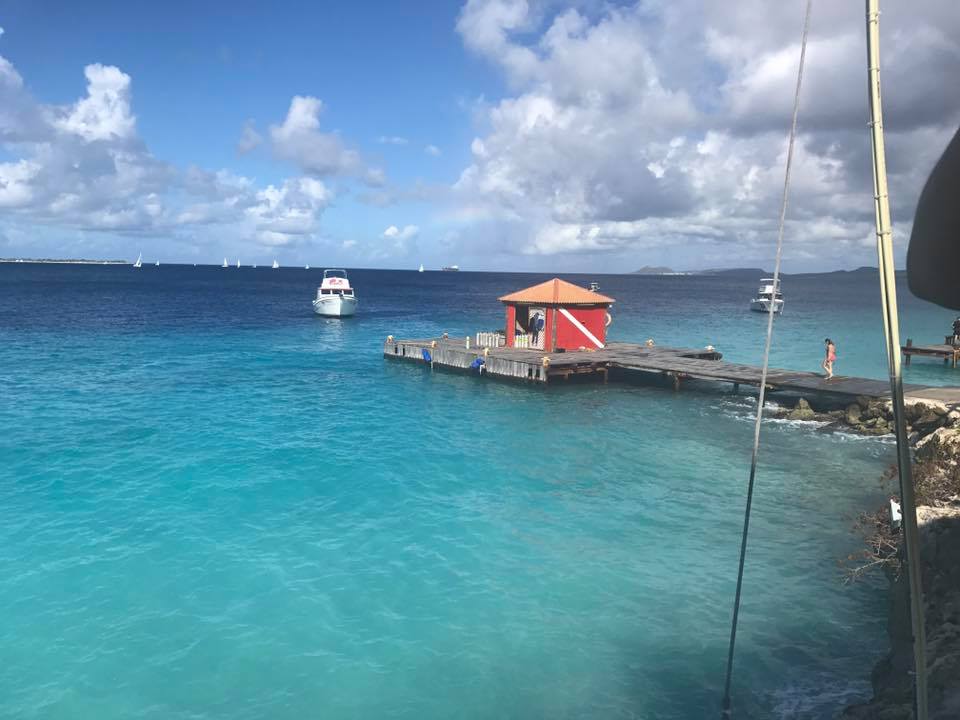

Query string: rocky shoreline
768 394 958 438
766 394 959 718
769 394 960 719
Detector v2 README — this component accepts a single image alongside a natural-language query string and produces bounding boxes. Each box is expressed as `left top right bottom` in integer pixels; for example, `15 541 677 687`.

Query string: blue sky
1 0 483 265
1 1 958 271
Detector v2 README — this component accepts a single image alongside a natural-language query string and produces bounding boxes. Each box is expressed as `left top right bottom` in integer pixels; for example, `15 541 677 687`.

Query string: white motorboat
750 277 784 314
441 264 459 272
133 252 142 269
313 269 358 317
272 259 279 269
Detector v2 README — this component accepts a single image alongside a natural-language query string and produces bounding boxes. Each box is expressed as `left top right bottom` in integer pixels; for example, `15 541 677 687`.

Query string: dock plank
384 337 960 406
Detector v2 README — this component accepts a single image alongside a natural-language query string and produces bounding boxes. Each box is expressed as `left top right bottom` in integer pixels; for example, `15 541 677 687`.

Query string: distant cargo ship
441 265 460 272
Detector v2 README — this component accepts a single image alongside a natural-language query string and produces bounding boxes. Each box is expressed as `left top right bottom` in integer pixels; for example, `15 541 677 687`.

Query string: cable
720 1 813 716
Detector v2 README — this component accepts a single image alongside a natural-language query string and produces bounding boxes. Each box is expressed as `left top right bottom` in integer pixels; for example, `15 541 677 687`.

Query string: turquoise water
1 265 953 718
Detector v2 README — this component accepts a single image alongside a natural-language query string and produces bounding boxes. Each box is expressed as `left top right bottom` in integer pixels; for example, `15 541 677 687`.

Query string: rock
857 395 872 410
846 403 864 426
905 402 926 422
932 404 949 417
864 405 883 420
846 504 960 719
947 410 960 426
787 397 816 421
916 411 945 429
917 428 960 460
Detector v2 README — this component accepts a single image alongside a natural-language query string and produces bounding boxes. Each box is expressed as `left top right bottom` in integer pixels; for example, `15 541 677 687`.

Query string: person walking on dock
952 317 960 346
822 338 837 379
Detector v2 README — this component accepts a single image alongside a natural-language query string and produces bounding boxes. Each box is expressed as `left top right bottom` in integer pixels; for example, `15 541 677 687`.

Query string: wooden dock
385 337 960 406
902 337 960 368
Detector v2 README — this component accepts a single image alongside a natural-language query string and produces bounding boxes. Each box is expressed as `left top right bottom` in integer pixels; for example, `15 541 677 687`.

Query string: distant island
632 266 768 276
0 258 128 265
632 265 676 275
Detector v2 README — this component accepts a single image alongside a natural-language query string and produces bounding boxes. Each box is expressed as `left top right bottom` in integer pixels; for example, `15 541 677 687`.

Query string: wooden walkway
902 337 960 368
385 338 960 406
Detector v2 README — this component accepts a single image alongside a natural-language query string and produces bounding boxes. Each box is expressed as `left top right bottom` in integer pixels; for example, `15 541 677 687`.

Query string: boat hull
313 295 358 317
750 298 784 314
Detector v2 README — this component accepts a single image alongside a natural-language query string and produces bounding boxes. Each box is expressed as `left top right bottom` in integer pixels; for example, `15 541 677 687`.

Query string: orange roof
498 278 615 305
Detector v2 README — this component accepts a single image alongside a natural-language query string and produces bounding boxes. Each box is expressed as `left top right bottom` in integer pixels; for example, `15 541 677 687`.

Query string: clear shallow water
0 265 952 719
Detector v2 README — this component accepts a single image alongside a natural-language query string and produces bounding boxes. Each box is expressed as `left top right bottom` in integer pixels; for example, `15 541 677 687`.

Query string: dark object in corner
908 126 960 310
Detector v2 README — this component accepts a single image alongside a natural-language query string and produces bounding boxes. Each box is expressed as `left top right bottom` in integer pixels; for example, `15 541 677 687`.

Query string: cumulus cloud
269 96 384 185
425 144 441 156
245 177 330 245
378 135 408 145
380 224 420 256
53 64 136 142
382 224 419 240
0 36 383 256
236 120 262 154
453 0 960 269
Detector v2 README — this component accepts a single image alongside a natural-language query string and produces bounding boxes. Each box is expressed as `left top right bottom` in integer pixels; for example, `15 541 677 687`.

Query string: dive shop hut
498 278 614 351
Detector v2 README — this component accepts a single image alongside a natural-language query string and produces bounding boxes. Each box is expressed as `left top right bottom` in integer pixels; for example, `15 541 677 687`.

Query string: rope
720 1 812 716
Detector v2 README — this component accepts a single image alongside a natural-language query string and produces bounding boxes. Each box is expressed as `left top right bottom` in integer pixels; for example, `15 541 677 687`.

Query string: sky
1 0 958 272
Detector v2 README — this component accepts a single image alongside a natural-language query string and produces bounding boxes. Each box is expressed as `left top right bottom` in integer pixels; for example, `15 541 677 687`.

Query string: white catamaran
313 269 358 317
749 278 784 314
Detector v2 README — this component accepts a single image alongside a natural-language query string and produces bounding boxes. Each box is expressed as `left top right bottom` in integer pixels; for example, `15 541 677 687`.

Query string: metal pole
865 2 928 718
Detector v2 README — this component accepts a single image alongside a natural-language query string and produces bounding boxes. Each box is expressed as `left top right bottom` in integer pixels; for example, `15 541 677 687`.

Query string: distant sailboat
305 264 310 270
236 259 240 269
155 260 160 267
253 263 257 268
133 252 142 269
272 259 279 269
418 263 424 272
222 258 229 268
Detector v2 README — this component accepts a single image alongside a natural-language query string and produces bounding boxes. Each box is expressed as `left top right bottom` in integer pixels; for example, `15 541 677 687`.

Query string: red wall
505 305 516 346
504 303 609 350
553 306 607 350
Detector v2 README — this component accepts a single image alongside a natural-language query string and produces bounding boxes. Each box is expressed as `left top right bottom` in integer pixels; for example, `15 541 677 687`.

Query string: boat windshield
324 269 348 280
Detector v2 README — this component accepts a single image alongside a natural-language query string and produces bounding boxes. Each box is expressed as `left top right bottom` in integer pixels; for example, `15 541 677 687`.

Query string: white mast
866 2 927 717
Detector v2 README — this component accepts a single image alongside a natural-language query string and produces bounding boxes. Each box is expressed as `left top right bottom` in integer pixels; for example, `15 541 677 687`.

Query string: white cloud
377 135 408 145
425 144 441 156
243 177 331 246
236 120 262 154
54 64 136 142
269 96 382 185
382 224 419 241
0 38 388 258
452 0 960 269
378 224 420 257
0 159 40 207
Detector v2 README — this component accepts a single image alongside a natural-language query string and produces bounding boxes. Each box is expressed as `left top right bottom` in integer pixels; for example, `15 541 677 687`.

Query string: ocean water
0 264 954 719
